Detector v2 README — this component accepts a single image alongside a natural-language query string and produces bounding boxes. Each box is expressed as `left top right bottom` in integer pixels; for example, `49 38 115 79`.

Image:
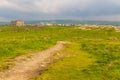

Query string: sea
0 20 120 26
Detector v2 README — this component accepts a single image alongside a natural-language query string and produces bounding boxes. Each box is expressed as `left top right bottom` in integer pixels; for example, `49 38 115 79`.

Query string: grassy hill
0 25 120 80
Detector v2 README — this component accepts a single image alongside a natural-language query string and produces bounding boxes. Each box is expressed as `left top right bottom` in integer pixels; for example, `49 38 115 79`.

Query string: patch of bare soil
0 41 68 80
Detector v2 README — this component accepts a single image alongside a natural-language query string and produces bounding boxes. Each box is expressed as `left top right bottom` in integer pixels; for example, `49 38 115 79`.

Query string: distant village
10 20 77 26
0 20 120 32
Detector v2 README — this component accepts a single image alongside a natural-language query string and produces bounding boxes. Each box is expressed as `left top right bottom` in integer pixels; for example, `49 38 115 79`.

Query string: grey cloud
0 0 120 21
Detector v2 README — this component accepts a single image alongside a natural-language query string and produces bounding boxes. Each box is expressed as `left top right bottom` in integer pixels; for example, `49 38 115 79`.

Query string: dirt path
0 41 68 80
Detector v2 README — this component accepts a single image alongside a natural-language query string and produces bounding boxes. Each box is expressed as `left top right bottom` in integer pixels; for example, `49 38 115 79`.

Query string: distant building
11 20 24 26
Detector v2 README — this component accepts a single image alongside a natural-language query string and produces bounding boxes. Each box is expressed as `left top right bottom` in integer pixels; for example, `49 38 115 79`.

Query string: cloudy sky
0 0 120 21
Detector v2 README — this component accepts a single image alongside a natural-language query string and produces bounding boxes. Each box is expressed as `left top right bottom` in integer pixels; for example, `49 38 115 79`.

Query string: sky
0 0 120 21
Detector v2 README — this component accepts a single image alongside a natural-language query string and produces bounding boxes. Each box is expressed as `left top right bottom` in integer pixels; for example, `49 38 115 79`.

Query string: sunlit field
0 26 120 80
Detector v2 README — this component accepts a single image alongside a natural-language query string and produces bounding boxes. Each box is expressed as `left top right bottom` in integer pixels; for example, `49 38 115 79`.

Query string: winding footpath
0 41 68 80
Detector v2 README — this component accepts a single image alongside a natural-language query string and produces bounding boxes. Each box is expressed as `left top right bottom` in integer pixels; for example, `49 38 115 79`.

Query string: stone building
11 20 24 26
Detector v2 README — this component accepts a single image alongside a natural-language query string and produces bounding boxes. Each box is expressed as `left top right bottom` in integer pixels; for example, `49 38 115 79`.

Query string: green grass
31 42 120 80
0 26 120 79
81 42 120 80
30 43 95 80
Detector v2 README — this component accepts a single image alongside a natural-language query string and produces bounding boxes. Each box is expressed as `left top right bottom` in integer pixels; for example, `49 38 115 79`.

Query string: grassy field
0 25 120 79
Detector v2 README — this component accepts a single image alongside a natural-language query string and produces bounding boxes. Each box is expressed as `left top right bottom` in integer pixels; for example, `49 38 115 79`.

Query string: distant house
11 20 24 26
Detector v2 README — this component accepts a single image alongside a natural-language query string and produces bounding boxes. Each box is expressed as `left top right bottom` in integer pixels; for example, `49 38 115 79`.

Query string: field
0 25 120 80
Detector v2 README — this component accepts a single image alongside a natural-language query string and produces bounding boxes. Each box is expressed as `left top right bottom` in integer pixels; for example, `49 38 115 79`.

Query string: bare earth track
0 41 68 80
